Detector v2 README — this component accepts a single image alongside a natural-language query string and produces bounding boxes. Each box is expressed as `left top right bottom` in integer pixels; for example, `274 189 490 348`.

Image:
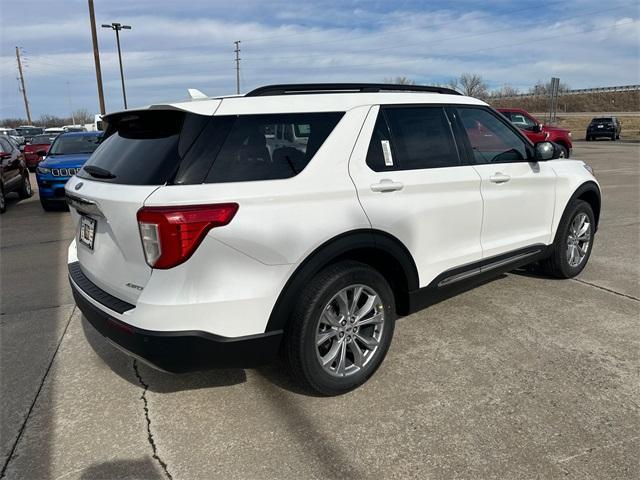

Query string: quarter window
457 108 530 164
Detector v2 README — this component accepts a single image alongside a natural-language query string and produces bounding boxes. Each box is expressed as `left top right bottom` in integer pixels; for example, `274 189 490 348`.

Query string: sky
0 0 638 120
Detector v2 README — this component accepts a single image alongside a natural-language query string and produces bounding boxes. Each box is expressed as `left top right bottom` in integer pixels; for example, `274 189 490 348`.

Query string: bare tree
73 109 94 125
384 76 416 85
457 73 488 98
529 80 570 95
490 84 521 98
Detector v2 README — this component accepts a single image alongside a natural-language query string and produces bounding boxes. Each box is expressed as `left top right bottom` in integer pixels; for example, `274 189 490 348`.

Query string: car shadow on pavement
79 457 165 479
81 317 247 393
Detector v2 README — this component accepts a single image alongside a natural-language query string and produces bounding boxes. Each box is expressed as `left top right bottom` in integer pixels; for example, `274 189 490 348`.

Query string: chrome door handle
371 179 404 192
489 172 511 184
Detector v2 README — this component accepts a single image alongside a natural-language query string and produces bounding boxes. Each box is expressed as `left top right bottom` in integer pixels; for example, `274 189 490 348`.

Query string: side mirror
534 141 558 161
36 150 47 156
533 124 544 133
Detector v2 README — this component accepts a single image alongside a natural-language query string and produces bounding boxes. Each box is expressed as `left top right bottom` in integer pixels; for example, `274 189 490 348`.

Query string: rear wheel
611 133 616 141
540 200 595 278
284 261 396 395
18 173 32 199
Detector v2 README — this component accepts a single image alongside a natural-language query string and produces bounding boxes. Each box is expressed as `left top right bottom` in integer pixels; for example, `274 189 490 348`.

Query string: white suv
66 84 600 395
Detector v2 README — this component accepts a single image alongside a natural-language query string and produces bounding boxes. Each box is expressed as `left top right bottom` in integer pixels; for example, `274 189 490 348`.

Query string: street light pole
102 22 131 109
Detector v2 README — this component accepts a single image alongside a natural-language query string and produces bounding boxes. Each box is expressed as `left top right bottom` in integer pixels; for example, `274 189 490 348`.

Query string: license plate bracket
79 215 97 250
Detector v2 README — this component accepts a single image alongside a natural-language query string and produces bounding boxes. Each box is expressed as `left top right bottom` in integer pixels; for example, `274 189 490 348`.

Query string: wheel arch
265 229 419 332
560 181 601 236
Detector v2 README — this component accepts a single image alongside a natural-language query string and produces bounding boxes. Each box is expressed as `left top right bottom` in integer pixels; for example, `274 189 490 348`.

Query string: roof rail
245 83 462 97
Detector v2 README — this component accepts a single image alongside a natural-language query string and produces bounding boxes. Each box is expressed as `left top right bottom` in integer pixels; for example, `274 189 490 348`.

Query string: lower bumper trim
70 278 283 372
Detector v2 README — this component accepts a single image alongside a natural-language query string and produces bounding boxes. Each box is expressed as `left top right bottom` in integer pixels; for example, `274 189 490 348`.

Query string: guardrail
492 85 640 99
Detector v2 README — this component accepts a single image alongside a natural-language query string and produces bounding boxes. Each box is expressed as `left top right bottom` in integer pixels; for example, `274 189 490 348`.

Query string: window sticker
381 140 393 166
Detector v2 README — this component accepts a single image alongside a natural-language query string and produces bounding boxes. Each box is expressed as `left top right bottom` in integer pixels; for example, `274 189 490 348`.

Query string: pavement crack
133 360 174 480
571 278 639 302
0 306 76 479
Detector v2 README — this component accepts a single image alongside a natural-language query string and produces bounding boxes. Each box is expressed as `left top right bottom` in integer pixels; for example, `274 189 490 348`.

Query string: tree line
0 109 94 128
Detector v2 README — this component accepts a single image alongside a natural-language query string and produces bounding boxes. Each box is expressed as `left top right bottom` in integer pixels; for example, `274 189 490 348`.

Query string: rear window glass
79 110 343 185
78 110 196 185
591 118 612 123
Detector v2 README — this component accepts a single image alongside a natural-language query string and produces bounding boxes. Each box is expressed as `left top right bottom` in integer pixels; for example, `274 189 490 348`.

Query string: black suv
586 116 621 141
0 136 32 213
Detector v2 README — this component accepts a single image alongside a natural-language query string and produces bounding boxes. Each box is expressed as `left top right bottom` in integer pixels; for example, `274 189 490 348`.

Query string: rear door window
367 107 461 171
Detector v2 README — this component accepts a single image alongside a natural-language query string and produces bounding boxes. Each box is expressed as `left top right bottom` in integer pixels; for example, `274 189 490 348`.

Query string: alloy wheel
315 284 385 378
566 212 591 267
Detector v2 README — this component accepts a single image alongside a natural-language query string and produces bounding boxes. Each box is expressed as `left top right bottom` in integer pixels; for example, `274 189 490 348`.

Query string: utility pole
88 0 106 115
66 82 76 125
15 47 32 124
102 22 131 109
234 40 241 95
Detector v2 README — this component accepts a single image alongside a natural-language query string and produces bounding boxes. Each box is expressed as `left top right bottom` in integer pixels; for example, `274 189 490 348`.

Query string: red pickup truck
497 108 572 158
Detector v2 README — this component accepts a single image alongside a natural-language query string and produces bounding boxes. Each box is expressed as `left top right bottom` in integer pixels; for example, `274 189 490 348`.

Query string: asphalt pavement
1 141 638 479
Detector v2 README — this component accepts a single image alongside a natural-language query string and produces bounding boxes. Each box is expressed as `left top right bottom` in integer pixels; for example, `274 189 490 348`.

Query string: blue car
36 131 102 210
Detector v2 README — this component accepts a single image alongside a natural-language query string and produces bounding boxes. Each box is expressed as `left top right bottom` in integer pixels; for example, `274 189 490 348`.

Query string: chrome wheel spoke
354 294 377 321
350 286 363 314
321 340 342 367
316 329 337 346
322 309 341 327
336 290 350 316
336 341 348 375
356 311 384 327
349 341 365 369
355 333 380 350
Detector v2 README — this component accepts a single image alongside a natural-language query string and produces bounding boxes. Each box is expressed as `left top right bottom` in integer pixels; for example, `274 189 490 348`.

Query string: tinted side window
456 107 529 164
384 107 460 170
205 112 343 183
366 112 395 171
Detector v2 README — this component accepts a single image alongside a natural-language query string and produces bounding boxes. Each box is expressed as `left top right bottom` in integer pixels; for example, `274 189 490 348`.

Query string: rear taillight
136 203 239 269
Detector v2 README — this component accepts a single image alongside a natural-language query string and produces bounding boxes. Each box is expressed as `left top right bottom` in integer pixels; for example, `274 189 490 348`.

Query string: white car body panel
348 106 484 288
472 161 557 258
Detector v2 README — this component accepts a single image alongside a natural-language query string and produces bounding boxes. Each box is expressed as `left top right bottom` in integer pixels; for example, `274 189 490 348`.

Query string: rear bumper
69 262 283 372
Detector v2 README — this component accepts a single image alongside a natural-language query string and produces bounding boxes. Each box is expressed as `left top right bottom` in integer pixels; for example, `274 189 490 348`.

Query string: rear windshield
16 127 43 136
591 118 612 123
31 134 56 144
49 134 102 155
78 110 344 185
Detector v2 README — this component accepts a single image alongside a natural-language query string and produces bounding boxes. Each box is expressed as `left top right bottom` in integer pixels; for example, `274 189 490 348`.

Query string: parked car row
0 131 102 213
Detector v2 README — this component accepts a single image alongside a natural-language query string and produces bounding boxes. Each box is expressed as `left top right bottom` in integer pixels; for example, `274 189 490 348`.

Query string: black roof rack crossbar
245 83 462 97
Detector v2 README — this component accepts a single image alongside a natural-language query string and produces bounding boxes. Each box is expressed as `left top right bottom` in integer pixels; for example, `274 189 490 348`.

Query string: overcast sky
1 0 638 119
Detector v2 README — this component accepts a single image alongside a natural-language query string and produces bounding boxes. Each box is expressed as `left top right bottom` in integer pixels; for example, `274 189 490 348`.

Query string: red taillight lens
136 203 238 269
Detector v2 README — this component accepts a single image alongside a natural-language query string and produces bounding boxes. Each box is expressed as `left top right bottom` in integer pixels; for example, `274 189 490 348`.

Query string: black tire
284 261 396 396
540 200 595 278
0 185 6 214
611 133 616 141
40 198 56 211
18 173 33 199
557 144 569 158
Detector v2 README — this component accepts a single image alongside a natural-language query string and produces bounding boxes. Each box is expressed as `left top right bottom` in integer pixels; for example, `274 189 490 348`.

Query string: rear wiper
83 165 115 179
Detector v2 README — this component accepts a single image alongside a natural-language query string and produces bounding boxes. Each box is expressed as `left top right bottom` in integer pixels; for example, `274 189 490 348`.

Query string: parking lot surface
1 141 638 479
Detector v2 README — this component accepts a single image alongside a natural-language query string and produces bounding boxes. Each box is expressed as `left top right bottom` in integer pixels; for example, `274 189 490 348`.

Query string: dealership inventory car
66 83 600 395
586 116 621 141
497 108 572 158
0 128 25 146
0 135 32 213
37 131 101 210
24 134 58 171
15 126 43 143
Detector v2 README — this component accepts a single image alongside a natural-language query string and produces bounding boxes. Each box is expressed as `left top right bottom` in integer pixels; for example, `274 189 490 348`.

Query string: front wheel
557 145 569 158
284 261 396 395
541 200 595 278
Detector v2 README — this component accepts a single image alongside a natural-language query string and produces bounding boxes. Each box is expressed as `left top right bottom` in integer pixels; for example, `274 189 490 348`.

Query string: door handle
370 179 404 192
489 172 511 184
